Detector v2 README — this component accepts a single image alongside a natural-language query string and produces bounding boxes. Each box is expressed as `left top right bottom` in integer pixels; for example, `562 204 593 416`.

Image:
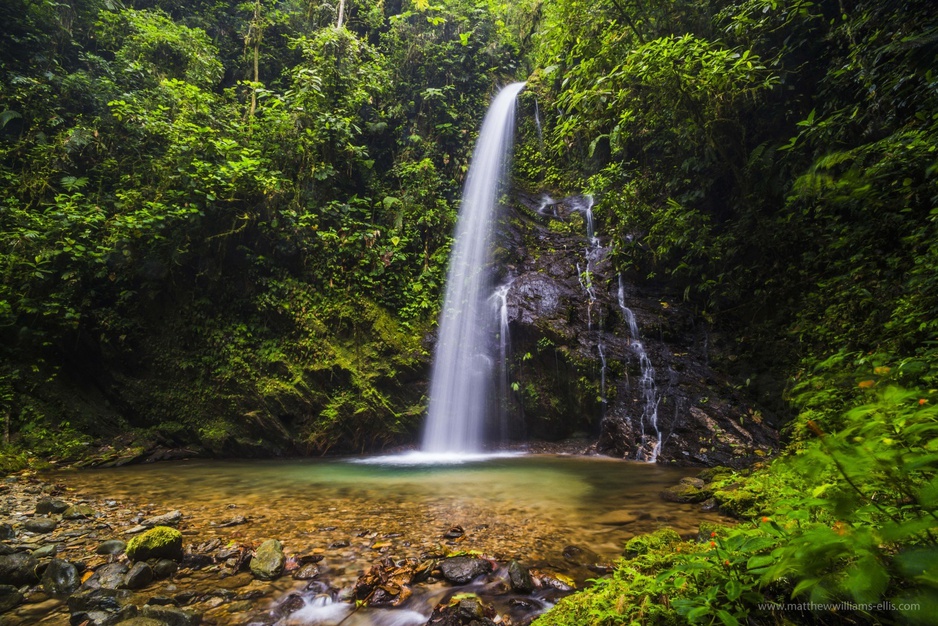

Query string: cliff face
496 191 778 467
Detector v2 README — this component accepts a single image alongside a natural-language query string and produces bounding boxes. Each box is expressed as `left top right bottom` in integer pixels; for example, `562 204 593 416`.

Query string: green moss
126 526 183 562
623 527 681 558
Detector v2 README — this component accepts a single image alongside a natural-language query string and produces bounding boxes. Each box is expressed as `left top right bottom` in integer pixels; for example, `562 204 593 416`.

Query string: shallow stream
36 454 729 624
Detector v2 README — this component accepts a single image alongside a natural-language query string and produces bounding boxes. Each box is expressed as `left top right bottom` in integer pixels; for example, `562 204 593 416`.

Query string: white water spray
422 82 525 454
493 282 512 442
617 275 661 462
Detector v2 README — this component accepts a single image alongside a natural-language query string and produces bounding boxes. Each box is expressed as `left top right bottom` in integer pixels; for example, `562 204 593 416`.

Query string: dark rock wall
497 191 778 467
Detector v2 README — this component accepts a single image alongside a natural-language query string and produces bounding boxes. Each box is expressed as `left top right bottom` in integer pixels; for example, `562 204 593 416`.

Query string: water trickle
573 195 606 406
617 275 662 462
422 82 525 454
534 97 544 150
493 281 513 443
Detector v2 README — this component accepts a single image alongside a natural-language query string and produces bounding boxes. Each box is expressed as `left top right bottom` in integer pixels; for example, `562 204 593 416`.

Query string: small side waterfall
573 196 607 406
493 282 512 442
617 275 662 462
422 82 525 454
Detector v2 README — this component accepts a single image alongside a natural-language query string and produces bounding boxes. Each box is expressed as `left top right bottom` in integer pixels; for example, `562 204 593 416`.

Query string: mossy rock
250 538 285 580
126 526 183 562
660 481 712 504
623 528 681 558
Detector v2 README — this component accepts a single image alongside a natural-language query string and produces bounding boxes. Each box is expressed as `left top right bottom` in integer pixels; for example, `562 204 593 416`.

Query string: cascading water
493 282 512 442
573 195 607 406
422 82 525 454
617 275 662 462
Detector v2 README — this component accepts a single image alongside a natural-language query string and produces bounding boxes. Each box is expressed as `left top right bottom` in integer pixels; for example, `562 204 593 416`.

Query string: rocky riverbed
0 456 735 625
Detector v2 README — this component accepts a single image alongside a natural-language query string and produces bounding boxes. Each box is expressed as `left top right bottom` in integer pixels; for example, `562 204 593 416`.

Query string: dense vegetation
2 0 937 622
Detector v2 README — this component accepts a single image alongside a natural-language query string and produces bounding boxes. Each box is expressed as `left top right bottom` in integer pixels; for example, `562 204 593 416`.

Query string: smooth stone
249 539 285 580
32 543 59 558
41 558 80 597
63 504 96 520
96 540 127 556
0 523 14 540
87 562 129 589
24 517 58 534
507 560 534 593
142 604 202 626
67 587 134 613
35 498 69 515
0 584 24 612
293 563 320 580
562 545 602 566
439 556 493 584
152 559 179 579
142 510 182 528
0 551 39 586
123 562 154 589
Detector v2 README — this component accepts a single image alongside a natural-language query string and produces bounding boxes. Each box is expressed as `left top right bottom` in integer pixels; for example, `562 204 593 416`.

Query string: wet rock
439 556 493 584
507 560 535 593
216 572 253 589
660 481 711 504
41 558 81 597
86 562 130 589
142 510 182 528
249 539 285 580
0 544 17 556
123 562 154 589
97 540 127 555
353 558 415 607
329 539 350 548
428 594 498 626
63 504 96 520
35 498 70 515
562 545 602 567
126 526 184 562
217 515 248 528
67 587 134 614
24 517 58 534
142 604 202 626
32 543 59 558
293 563 320 580
152 559 178 579
0 551 39 585
0 584 24 612
443 525 464 539
0 523 14 540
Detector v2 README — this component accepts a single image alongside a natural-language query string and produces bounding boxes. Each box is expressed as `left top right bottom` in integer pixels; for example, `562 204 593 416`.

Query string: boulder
42 558 81 597
507 560 534 593
123 562 154 589
427 594 497 626
660 482 711 504
249 539 285 580
96 540 127 556
86 562 130 589
63 504 96 520
439 556 493 584
0 584 24 612
0 551 38 586
152 559 178 579
0 523 14 540
35 498 70 515
24 517 58 534
126 526 183 562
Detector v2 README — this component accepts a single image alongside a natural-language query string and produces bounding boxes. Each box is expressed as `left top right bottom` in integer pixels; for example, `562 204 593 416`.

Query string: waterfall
422 82 525 454
534 98 544 150
617 275 662 462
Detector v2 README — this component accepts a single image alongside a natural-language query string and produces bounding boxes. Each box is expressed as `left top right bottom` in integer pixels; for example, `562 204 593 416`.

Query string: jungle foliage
0 0 531 455
520 0 938 623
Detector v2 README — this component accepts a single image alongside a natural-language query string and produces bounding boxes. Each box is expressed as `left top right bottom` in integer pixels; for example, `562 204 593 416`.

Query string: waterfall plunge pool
41 454 731 624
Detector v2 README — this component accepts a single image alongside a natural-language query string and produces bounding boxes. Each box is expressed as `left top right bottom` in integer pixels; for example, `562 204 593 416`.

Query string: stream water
41 455 729 624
